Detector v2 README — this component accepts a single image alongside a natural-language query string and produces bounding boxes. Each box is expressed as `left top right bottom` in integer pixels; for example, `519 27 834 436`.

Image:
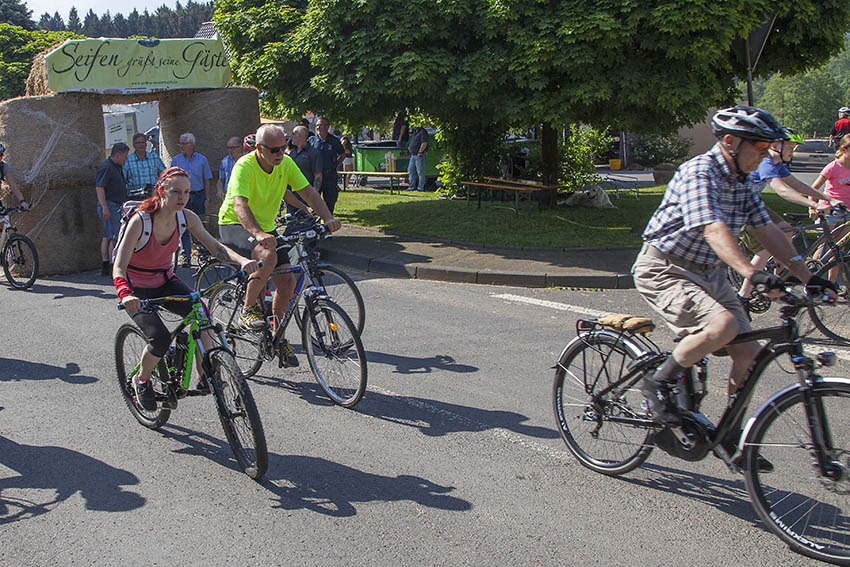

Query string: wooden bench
338 170 409 194
462 179 548 216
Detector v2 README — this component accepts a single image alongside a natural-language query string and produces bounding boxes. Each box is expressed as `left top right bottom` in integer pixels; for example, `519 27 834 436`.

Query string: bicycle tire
207 281 265 378
296 264 365 335
209 350 268 480
195 259 237 292
115 323 171 429
808 258 850 343
743 380 850 565
3 234 38 289
301 298 367 407
553 331 654 475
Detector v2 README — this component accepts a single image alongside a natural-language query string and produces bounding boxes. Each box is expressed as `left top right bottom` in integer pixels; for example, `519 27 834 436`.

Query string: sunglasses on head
259 143 286 154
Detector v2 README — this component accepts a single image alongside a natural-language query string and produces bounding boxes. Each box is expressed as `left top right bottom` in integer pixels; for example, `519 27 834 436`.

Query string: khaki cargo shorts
632 243 752 337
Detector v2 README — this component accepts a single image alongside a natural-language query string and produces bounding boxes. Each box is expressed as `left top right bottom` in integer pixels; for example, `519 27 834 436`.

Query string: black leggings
129 276 194 358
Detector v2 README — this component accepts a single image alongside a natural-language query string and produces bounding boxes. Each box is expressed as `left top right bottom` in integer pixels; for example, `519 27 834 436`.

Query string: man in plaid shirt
633 106 835 461
124 133 165 199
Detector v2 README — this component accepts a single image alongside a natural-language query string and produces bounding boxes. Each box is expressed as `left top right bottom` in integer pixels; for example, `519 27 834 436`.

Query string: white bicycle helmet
711 106 786 142
840 107 850 115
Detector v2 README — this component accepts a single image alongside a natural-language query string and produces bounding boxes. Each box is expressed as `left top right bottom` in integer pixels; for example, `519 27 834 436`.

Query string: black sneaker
640 373 683 426
180 257 192 268
100 261 111 276
133 378 157 411
276 340 299 368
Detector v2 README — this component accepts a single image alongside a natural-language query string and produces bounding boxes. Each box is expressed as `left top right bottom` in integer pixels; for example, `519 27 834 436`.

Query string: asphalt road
0 271 839 566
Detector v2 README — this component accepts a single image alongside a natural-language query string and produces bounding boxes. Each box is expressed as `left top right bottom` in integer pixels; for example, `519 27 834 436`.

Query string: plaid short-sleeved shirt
124 152 165 195
642 144 772 266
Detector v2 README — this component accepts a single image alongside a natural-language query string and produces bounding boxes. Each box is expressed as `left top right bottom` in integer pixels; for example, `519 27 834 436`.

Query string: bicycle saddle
597 313 655 334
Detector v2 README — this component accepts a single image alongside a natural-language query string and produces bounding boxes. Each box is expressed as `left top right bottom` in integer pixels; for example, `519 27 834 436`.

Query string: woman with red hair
113 166 257 412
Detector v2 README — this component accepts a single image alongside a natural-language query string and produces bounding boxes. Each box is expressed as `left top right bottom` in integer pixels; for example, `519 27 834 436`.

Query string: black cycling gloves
751 271 784 292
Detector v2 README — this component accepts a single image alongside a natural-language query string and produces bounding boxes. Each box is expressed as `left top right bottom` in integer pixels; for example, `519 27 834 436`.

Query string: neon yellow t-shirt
218 152 309 232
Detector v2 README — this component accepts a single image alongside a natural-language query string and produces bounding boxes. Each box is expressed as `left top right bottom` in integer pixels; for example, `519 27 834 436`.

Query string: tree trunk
540 122 559 207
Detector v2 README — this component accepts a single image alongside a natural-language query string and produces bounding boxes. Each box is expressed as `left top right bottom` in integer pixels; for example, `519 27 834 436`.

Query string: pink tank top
127 220 179 289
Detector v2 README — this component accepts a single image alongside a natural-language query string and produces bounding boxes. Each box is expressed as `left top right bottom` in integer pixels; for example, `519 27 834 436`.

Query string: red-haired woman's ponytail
137 166 189 213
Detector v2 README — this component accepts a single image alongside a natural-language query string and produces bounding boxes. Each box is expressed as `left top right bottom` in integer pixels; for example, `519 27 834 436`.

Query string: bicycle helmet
840 107 850 115
711 106 787 142
0 143 5 154
783 127 806 145
243 134 256 152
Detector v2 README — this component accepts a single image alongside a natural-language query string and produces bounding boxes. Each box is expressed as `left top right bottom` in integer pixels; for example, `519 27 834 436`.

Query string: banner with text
46 38 231 94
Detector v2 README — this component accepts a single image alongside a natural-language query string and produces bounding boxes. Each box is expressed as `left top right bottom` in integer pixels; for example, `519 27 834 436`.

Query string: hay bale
159 87 260 173
25 46 55 97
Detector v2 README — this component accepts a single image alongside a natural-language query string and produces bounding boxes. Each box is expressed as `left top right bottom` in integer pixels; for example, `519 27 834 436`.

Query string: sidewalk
318 224 639 289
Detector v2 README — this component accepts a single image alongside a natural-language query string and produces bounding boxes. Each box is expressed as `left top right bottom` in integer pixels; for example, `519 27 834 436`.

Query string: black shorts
219 223 290 267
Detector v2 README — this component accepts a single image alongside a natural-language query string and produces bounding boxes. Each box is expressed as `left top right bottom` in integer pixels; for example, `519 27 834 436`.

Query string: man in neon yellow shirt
219 124 341 366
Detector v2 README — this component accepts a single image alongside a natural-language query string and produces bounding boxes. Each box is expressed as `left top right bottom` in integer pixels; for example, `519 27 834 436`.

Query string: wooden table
462 180 546 216
338 170 409 194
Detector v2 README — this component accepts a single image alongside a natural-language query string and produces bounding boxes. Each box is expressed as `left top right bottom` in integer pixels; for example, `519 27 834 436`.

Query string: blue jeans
181 191 206 261
407 153 427 191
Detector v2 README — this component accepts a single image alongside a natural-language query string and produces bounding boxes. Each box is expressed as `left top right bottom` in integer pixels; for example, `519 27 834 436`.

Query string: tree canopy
0 0 34 30
0 24 81 100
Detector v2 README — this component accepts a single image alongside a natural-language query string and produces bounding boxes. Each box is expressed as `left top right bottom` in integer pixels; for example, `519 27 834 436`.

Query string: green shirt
218 152 309 232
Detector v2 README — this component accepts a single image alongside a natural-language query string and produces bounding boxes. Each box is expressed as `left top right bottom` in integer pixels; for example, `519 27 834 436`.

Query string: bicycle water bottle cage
597 313 656 335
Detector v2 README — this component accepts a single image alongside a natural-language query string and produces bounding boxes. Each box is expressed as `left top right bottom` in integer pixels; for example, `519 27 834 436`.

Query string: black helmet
711 106 786 142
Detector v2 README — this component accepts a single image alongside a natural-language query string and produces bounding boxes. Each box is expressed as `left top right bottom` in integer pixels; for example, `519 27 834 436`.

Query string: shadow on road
615 462 760 526
247 374 557 440
22 281 113 300
365 351 477 375
0 357 97 384
0 435 144 525
160 424 471 517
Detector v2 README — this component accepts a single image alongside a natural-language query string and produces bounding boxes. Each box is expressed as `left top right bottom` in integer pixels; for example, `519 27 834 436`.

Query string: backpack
111 201 187 266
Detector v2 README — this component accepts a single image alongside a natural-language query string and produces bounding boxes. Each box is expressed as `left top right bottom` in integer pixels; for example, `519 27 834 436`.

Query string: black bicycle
553 287 850 565
115 269 268 480
0 205 38 289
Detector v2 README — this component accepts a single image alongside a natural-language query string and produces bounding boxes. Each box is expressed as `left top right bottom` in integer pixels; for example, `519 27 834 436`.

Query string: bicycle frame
0 213 14 253
573 296 840 475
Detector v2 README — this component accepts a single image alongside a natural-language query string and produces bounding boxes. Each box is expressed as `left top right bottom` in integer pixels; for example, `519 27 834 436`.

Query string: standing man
124 133 165 199
830 107 850 151
145 119 160 154
632 106 835 468
218 136 242 198
95 142 130 276
218 124 341 366
287 125 323 214
171 132 212 267
406 124 429 192
310 116 345 214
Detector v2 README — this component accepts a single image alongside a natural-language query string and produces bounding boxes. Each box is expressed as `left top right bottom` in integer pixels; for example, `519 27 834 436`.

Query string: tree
0 24 81 100
66 7 81 34
81 9 99 37
216 0 850 194
759 69 842 137
0 0 34 30
50 12 66 32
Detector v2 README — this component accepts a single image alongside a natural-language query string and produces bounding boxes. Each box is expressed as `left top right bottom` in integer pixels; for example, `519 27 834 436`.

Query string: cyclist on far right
736 128 839 305
633 106 836 465
830 106 850 151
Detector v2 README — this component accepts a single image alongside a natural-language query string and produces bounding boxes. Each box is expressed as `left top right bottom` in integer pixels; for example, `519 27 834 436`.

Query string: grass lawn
333 187 807 248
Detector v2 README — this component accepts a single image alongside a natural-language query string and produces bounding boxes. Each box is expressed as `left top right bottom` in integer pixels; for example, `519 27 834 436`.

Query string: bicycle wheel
295 264 365 335
3 234 38 289
207 282 264 377
115 323 171 429
209 350 268 480
195 259 237 292
301 298 367 407
808 258 850 343
553 331 654 475
743 381 850 565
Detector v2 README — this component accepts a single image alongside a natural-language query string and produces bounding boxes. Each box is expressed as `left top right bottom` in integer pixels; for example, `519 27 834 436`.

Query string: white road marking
490 293 609 319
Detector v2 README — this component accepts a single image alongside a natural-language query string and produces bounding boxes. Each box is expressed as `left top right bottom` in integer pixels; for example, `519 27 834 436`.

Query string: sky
25 0 181 20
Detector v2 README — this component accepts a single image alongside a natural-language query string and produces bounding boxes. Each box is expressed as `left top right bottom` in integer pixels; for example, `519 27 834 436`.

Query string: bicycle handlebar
0 205 28 215
117 264 260 310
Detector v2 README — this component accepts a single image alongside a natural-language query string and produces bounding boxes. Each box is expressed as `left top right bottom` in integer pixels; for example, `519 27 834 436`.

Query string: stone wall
0 87 260 274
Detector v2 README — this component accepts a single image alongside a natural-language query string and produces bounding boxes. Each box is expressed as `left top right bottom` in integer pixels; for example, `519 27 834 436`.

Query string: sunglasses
259 143 286 154
747 140 772 151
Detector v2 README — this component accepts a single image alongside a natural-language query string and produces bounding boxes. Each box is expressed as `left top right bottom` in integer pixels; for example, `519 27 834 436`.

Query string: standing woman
341 136 354 191
113 166 257 411
0 144 31 209
812 135 850 280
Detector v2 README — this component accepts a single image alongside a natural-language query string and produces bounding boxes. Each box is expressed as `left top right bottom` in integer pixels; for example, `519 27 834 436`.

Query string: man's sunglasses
259 143 286 154
747 140 772 151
